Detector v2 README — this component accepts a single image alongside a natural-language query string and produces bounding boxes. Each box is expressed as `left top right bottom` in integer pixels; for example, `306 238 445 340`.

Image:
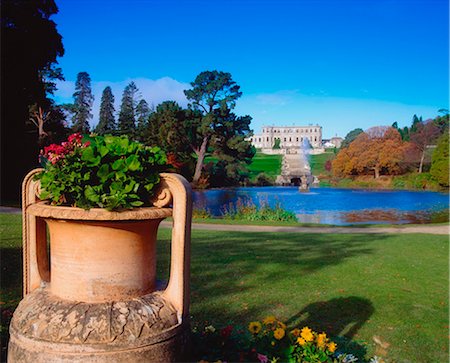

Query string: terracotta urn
8 170 192 362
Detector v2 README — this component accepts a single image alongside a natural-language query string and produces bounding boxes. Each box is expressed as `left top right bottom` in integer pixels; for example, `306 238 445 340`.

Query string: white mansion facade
250 125 323 150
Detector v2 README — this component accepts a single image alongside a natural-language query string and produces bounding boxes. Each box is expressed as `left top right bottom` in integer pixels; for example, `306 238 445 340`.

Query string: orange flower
274 328 285 340
327 341 337 353
316 332 328 349
300 327 314 342
297 337 307 346
291 328 301 337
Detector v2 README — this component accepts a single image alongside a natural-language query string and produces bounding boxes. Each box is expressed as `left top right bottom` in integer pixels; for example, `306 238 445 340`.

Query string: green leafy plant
222 198 297 222
35 133 168 211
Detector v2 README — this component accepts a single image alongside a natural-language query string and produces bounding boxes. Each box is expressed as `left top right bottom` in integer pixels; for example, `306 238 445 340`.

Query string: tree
208 110 255 185
391 122 409 141
273 138 281 149
341 128 363 148
72 72 94 133
1 0 65 201
430 132 449 187
95 86 116 135
143 101 196 177
433 109 449 133
184 70 243 184
409 120 440 173
333 127 406 179
135 99 151 139
118 81 139 136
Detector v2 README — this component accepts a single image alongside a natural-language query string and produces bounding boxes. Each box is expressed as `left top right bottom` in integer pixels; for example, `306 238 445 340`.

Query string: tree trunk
192 136 209 185
418 149 425 173
373 166 380 179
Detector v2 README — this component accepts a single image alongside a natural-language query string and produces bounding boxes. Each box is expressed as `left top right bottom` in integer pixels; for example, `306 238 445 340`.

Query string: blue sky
52 0 449 138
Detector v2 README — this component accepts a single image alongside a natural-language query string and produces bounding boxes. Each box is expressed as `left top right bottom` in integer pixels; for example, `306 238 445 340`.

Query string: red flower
68 133 83 144
220 325 233 339
167 153 184 169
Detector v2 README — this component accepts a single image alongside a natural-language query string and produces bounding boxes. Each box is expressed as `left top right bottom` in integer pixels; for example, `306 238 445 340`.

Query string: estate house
250 125 323 150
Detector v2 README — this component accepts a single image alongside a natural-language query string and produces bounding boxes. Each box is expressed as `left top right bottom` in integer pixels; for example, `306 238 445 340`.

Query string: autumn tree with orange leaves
332 126 407 179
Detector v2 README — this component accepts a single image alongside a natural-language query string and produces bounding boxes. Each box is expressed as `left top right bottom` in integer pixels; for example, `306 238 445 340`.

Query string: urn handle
22 168 50 295
156 173 192 322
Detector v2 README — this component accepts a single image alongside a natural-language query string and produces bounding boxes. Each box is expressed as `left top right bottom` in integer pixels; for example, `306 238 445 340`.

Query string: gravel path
161 221 449 235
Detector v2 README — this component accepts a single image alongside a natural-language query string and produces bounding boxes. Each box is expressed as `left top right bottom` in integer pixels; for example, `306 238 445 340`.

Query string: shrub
35 134 168 211
430 132 449 188
192 318 376 363
222 199 297 222
193 207 213 219
254 172 275 186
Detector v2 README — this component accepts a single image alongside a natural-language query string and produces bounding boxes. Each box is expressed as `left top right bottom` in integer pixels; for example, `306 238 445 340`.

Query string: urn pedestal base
8 287 190 362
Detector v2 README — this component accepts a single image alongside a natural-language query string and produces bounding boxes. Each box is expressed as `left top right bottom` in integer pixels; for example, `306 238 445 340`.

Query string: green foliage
254 172 275 186
35 134 167 210
135 99 151 139
192 207 213 219
1 0 66 201
391 172 440 190
95 86 116 135
118 81 139 136
223 199 297 222
72 72 94 133
273 137 281 149
430 132 449 187
341 128 363 148
143 101 196 178
184 70 251 184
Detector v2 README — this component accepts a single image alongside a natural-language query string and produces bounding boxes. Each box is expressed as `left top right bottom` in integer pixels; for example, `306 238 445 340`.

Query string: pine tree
118 81 139 136
95 86 116 135
135 99 151 140
72 72 94 133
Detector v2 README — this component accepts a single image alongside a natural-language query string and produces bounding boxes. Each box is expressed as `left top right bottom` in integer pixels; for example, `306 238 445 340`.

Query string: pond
193 186 449 225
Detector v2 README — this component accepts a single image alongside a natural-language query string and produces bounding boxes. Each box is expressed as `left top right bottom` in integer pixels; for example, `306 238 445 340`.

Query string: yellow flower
248 321 262 334
300 327 314 342
327 341 337 353
316 332 328 349
297 337 306 346
291 328 301 337
263 316 277 325
271 341 275 346
274 328 285 340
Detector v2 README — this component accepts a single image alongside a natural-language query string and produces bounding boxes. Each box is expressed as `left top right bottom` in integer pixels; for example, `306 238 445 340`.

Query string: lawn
1 214 448 362
309 151 336 176
248 151 282 180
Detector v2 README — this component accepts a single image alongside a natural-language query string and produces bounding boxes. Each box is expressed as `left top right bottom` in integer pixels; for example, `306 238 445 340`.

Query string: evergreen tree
118 81 139 136
135 99 151 139
95 86 116 135
1 0 65 201
72 72 94 133
184 70 244 185
341 128 363 148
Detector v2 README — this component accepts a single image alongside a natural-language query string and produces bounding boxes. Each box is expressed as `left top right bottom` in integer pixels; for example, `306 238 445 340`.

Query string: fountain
275 139 315 191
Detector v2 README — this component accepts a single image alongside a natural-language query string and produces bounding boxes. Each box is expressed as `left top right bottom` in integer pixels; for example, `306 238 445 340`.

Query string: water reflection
193 187 449 225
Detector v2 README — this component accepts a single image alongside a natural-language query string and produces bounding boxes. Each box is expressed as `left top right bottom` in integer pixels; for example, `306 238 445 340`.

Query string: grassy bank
248 152 282 181
1 214 448 362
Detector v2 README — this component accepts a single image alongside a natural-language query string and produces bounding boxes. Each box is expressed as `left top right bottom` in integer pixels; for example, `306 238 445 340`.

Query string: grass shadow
286 296 374 339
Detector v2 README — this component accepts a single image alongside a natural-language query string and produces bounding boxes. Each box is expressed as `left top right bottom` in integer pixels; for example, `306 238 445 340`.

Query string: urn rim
26 201 172 221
